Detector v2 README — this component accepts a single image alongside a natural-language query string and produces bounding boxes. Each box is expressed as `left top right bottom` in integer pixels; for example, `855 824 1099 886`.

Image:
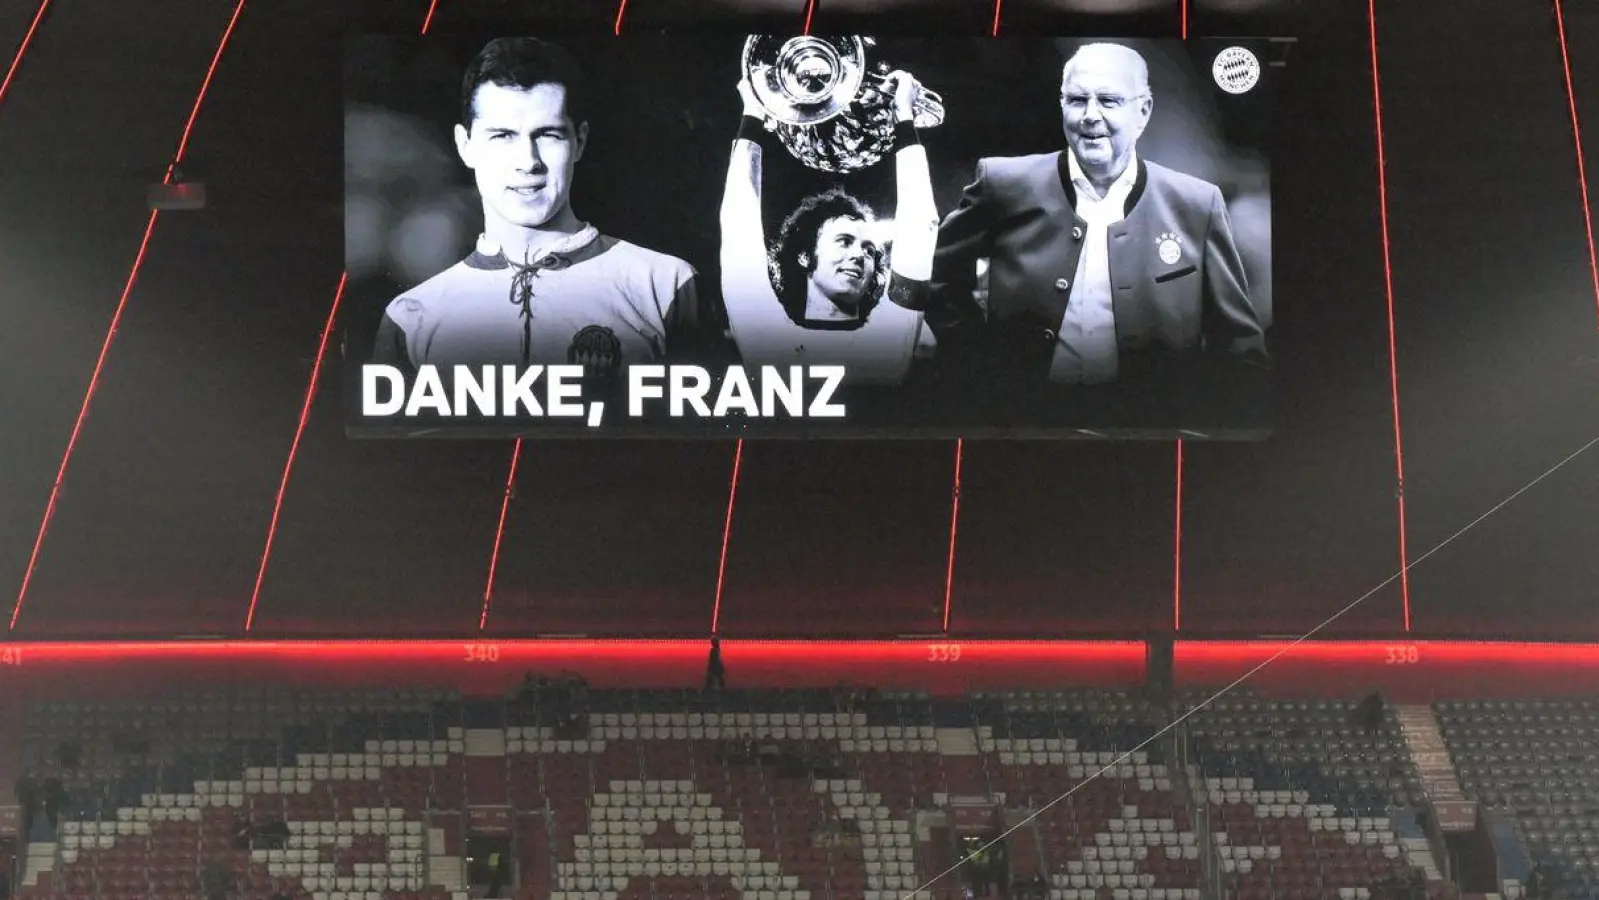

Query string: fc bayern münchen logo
1212 46 1261 95
567 325 624 380
1157 232 1184 266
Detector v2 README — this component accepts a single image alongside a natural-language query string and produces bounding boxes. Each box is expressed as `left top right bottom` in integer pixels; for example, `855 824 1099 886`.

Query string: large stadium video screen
344 34 1274 438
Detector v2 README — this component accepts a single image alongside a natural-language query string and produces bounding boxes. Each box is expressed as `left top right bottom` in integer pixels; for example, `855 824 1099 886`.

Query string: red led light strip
11 209 157 630
1173 439 1184 631
243 274 347 632
1366 0 1411 632
168 4 246 177
802 0 817 35
421 0 441 35
246 4 438 634
4 638 1599 670
709 440 745 636
613 0 630 35
1180 0 1187 40
989 0 1002 37
941 439 964 633
0 637 1145 664
478 440 524 632
9 0 248 632
1553 0 1599 330
0 0 49 112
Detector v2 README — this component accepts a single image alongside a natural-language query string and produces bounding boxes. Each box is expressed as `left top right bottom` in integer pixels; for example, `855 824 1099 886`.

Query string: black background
1 0 1597 641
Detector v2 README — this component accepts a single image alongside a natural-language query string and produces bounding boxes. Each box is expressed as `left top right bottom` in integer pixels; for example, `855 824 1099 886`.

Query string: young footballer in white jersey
373 38 709 381
719 70 939 386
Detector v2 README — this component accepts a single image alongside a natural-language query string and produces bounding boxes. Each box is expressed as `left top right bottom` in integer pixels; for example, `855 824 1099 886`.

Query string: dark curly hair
770 188 887 327
460 38 588 132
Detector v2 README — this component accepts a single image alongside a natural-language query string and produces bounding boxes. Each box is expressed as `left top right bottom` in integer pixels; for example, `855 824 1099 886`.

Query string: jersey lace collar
466 226 602 271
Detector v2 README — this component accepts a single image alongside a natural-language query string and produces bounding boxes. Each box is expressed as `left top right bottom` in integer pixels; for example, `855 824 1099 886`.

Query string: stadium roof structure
2 0 1599 651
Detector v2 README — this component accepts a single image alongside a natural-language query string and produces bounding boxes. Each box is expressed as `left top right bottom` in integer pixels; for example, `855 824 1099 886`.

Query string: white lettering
711 367 760 417
404 366 452 416
762 366 804 417
501 366 544 416
546 365 585 417
623 366 850 419
365 365 852 422
670 366 714 417
358 365 607 418
808 366 847 417
361 366 405 415
629 366 666 417
454 366 496 417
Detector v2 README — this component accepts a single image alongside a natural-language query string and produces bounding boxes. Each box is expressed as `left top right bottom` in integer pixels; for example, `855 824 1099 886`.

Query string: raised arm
884 72 938 286
720 78 781 308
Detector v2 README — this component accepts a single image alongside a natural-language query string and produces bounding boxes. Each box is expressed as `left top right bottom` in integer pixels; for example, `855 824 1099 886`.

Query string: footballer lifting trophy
741 35 945 174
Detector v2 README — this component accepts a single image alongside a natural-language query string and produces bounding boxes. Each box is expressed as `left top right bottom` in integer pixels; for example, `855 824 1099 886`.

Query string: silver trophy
741 35 945 174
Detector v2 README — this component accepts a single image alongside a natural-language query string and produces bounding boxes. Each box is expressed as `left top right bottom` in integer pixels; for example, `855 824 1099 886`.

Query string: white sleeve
720 138 773 287
889 143 938 282
720 138 813 355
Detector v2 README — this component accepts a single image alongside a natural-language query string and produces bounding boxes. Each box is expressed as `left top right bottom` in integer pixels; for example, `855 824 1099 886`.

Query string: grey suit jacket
917 151 1267 384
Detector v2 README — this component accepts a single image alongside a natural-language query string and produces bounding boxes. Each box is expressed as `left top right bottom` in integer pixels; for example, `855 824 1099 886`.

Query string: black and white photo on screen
343 32 1274 436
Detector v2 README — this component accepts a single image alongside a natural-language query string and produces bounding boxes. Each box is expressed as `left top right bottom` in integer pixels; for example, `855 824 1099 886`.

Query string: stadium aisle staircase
1436 698 1599 900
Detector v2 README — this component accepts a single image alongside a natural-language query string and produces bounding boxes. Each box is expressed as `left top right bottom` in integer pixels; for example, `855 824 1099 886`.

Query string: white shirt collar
1067 149 1139 202
476 225 600 263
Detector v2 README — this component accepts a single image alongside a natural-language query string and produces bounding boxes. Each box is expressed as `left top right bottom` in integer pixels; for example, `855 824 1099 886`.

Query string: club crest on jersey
1156 232 1184 266
568 325 624 380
